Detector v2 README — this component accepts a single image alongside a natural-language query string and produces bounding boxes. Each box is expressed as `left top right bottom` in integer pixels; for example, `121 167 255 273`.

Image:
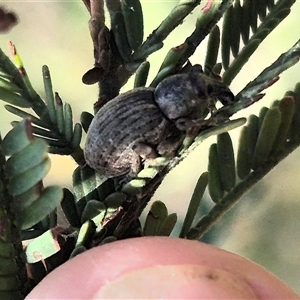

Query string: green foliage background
0 0 300 294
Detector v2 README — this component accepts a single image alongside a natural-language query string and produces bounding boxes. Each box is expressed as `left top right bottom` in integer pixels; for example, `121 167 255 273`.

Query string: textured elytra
84 87 182 177
84 65 234 178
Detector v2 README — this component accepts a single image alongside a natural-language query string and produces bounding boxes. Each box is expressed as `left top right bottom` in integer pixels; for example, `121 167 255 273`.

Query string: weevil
84 65 234 178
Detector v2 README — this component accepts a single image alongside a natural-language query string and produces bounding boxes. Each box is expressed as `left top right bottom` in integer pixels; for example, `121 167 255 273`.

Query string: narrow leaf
221 5 233 69
0 87 30 108
257 0 267 21
121 0 144 51
75 220 96 248
271 96 295 154
42 65 56 124
64 103 73 142
157 213 177 236
247 115 259 162
231 0 241 57
251 107 282 170
143 201 168 236
258 106 269 129
110 10 132 61
180 172 208 238
80 111 94 133
4 105 45 128
241 0 250 43
0 77 22 93
237 126 251 180
61 188 81 227
208 144 223 203
134 61 150 88
217 132 236 192
250 0 258 32
55 93 64 134
204 25 220 70
71 123 82 150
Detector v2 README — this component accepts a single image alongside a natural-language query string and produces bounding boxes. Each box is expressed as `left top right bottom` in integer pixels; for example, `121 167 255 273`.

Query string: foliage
0 0 299 298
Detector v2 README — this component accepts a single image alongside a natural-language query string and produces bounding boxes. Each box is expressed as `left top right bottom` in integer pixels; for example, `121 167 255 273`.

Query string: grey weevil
84 65 235 178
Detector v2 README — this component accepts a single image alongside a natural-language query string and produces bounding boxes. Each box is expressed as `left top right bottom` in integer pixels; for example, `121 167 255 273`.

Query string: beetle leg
132 142 158 159
157 134 183 156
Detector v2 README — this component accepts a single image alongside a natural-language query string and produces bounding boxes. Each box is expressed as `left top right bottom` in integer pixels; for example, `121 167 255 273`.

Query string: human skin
26 236 300 299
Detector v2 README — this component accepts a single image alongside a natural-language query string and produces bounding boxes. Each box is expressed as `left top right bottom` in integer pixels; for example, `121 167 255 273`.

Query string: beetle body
84 65 234 178
84 88 182 177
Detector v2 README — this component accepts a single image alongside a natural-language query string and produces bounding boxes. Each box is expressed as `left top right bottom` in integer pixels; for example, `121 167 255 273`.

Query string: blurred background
0 0 299 293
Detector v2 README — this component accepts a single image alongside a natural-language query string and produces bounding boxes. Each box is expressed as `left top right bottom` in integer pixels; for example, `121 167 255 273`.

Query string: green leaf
121 0 144 51
25 229 61 263
42 65 56 124
204 25 220 70
75 220 96 248
258 106 269 129
71 123 82 150
143 201 168 236
61 188 81 227
0 87 31 108
217 132 236 192
0 77 22 93
5 139 48 177
15 185 42 210
8 157 51 196
271 96 295 154
208 144 223 202
2 119 33 156
134 61 150 87
222 0 296 85
156 213 177 236
251 107 282 170
64 103 73 142
107 2 132 62
4 105 45 128
237 126 251 180
55 93 64 134
19 186 63 230
221 5 233 69
80 111 94 133
180 172 208 238
81 200 106 224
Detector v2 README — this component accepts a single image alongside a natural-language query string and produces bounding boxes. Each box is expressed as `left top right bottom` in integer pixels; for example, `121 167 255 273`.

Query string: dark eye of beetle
219 91 235 105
